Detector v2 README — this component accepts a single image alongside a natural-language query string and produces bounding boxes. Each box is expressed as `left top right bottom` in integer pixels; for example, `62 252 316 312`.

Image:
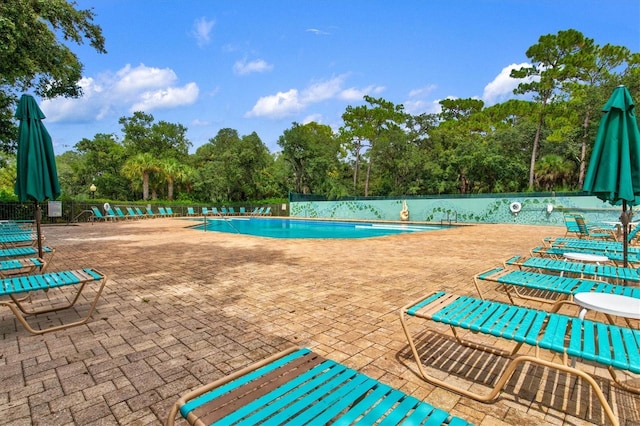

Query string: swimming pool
190 217 450 239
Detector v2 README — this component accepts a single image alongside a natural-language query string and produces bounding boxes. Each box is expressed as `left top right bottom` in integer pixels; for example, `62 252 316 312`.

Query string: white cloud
301 77 345 103
408 85 437 99
306 28 330 36
131 82 199 112
191 118 211 126
339 85 385 101
482 63 533 105
246 76 384 119
246 89 303 119
192 17 215 47
403 99 442 115
114 64 178 95
40 63 199 122
302 113 323 124
233 59 274 75
41 77 110 123
400 84 439 115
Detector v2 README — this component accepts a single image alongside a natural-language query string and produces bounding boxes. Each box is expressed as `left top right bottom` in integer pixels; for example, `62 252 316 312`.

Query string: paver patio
0 218 638 425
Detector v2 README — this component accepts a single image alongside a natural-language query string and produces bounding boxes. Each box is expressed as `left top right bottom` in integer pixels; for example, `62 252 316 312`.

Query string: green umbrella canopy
14 94 61 202
583 85 640 206
583 85 640 267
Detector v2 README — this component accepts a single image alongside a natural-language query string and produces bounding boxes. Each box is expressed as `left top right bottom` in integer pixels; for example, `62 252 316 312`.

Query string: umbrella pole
35 201 43 260
621 200 629 268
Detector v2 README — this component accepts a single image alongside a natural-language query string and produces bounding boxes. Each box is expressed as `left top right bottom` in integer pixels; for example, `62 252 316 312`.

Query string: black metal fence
0 201 286 224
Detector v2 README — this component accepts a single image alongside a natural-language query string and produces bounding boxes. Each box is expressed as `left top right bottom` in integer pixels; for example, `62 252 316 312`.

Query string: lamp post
90 184 96 199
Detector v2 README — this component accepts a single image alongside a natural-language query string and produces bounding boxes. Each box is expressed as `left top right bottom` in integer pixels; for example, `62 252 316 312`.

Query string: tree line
53 28 640 203
0 0 638 203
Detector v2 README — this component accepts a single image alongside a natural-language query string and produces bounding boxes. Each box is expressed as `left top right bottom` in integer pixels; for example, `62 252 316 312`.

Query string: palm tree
122 153 160 200
158 158 191 200
534 154 574 191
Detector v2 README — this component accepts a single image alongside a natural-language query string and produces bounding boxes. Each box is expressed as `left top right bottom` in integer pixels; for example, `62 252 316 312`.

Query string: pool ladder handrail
222 218 241 234
202 216 241 234
440 211 457 225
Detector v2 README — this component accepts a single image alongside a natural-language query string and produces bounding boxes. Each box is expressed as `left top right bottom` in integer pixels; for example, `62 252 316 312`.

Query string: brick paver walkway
0 218 638 425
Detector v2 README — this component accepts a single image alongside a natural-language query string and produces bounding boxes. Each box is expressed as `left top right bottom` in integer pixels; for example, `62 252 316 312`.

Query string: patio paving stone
0 218 637 425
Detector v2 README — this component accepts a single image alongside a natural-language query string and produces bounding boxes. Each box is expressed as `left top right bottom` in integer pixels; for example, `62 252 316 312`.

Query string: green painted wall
290 194 627 227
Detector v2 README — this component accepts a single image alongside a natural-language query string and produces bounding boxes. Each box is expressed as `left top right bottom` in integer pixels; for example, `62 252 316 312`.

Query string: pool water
190 217 450 239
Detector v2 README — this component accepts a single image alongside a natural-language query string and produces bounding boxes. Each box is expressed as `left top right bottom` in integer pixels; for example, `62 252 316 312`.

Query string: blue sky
40 0 640 155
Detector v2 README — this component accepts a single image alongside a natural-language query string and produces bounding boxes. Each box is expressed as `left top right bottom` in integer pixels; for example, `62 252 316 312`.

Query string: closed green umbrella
583 85 640 267
14 94 61 259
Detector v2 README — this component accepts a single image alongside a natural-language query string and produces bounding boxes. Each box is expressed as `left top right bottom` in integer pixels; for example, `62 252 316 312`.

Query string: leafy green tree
431 98 490 194
340 96 407 196
55 150 83 198
340 107 368 192
278 122 341 195
192 128 273 202
369 126 424 195
0 152 17 198
150 120 191 160
438 98 484 122
119 112 154 155
511 29 590 189
0 0 106 153
560 42 631 187
119 112 191 158
620 53 640 94
237 132 275 200
73 133 129 199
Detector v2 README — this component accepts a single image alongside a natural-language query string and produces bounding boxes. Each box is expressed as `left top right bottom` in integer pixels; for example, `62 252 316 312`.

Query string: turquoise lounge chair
126 207 141 219
91 206 112 222
544 225 640 251
105 207 121 220
166 207 177 216
562 213 617 240
134 207 150 219
202 207 210 216
0 225 34 235
0 257 46 277
532 245 640 265
239 207 246 215
563 213 581 237
166 346 471 426
146 206 157 218
114 206 128 220
0 233 38 248
0 268 107 334
473 266 640 308
186 207 196 216
504 254 640 284
0 246 54 261
400 291 640 426
575 215 615 240
0 220 33 232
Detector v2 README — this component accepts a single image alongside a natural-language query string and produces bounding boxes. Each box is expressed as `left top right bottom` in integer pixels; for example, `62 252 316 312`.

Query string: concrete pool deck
0 218 638 425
